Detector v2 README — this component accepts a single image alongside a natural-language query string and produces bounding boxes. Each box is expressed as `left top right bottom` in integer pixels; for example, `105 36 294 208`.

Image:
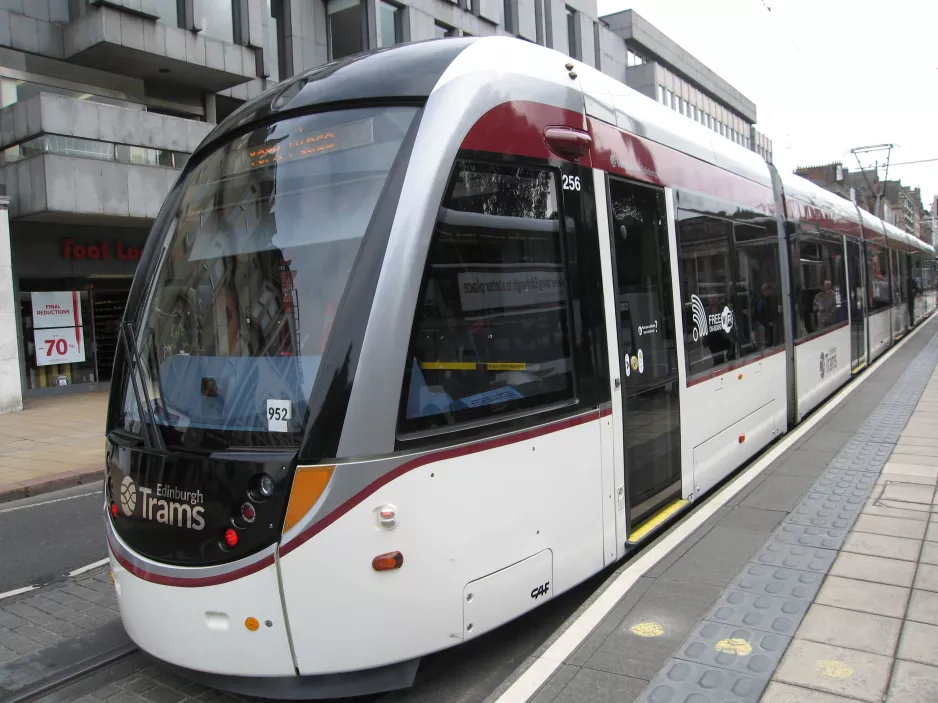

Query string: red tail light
110 503 118 518
224 528 239 548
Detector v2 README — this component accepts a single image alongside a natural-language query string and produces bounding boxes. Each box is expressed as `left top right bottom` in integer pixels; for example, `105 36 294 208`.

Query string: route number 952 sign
34 329 85 366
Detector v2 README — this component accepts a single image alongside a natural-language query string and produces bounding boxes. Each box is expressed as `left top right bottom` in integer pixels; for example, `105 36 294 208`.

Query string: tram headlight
257 474 275 498
240 502 256 524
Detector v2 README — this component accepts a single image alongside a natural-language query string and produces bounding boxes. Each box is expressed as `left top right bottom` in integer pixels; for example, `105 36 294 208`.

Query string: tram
103 36 937 698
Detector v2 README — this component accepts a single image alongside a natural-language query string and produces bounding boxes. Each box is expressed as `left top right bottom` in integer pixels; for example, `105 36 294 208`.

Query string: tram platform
2 322 938 703
495 314 938 703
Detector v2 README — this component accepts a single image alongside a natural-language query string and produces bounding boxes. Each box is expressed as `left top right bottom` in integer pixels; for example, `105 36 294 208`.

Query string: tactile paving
629 331 938 703
751 542 837 573
705 589 807 636
639 659 768 703
782 493 864 529
728 563 824 602
677 621 789 676
770 523 848 550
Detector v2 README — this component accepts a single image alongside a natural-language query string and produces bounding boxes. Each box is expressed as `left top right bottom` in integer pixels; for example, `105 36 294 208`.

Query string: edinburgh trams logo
690 294 734 342
116 475 206 531
820 347 838 379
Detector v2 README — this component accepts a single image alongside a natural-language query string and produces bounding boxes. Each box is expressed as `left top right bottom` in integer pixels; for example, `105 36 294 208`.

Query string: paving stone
12 623 64 646
771 524 847 550
551 667 647 703
907 589 938 626
927 521 938 542
140 685 185 703
638 658 767 703
853 514 927 539
886 659 938 702
914 563 938 592
122 676 158 694
816 468 879 487
0 644 17 663
752 543 837 573
877 471 937 487
761 681 864 702
814 575 910 618
529 663 579 703
0 612 29 629
774 638 893 703
896 620 938 667
660 527 768 588
841 531 922 562
885 453 938 467
796 603 901 657
704 590 807 637
0 632 42 655
676 621 788 677
729 563 824 602
740 475 814 512
829 551 917 587
880 482 937 504
3 602 58 625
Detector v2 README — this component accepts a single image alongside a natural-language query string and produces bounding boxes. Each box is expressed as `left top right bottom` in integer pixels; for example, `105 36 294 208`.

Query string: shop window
379 1 404 47
399 161 575 435
733 223 783 354
677 211 734 378
20 289 98 389
792 236 848 339
866 244 891 310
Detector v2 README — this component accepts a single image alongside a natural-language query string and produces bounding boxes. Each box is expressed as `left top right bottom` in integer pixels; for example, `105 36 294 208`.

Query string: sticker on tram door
530 581 550 600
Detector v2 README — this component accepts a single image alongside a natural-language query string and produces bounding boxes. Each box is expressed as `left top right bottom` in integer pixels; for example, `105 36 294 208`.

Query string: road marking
0 585 37 601
494 318 935 703
68 558 110 577
0 491 101 515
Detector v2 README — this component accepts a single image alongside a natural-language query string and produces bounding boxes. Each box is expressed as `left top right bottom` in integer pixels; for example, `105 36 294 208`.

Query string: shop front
12 223 147 395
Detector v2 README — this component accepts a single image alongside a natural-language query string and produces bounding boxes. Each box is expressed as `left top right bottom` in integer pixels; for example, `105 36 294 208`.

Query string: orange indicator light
372 551 404 571
245 617 259 631
738 434 746 444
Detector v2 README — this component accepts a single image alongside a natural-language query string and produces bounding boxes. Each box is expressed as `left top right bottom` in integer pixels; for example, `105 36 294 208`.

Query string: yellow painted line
852 362 868 373
626 499 688 543
418 362 527 371
816 660 853 678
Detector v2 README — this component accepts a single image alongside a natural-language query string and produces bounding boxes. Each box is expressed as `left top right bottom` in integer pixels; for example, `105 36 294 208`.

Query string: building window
671 93 677 111
565 7 579 59
435 21 456 38
503 0 515 33
148 0 181 26
399 161 575 434
198 0 236 43
658 85 665 104
379 1 404 47
268 0 287 81
329 0 367 59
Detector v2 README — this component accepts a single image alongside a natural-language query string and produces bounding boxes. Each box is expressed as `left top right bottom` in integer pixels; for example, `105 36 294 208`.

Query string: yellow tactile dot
630 622 664 637
816 659 853 678
715 638 752 656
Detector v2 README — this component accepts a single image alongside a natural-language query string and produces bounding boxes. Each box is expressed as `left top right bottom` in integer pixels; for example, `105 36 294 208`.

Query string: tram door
847 239 866 371
608 178 682 528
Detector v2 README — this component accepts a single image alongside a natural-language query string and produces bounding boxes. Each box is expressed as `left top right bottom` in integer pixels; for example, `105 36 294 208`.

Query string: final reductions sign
31 292 86 367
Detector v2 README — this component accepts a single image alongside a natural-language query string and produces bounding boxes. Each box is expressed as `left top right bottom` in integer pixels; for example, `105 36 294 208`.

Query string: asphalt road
0 482 107 593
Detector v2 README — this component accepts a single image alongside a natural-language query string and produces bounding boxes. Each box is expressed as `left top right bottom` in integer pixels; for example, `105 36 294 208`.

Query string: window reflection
198 0 235 44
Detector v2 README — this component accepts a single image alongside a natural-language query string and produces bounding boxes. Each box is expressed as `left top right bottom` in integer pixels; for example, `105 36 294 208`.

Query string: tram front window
118 106 418 450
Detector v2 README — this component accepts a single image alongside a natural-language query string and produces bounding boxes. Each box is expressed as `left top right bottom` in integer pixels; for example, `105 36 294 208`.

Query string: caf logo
120 475 137 516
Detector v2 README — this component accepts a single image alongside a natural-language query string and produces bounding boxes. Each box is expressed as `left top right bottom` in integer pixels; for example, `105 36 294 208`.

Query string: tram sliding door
846 239 866 371
607 177 682 530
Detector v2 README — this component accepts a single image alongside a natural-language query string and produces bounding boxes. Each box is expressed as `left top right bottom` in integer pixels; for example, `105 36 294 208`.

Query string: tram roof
191 38 477 162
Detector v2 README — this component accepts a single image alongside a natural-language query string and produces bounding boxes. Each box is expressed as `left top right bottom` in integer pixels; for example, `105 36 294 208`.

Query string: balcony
64 5 256 92
0 93 213 223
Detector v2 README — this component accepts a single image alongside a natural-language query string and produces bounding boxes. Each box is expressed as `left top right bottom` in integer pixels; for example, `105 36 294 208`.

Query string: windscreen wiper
120 321 166 452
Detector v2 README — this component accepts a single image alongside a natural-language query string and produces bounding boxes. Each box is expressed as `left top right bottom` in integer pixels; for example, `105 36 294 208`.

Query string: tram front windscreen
116 106 418 450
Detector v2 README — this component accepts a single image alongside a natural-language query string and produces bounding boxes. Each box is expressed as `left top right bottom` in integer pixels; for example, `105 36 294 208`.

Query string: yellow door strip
627 498 688 543
419 361 527 372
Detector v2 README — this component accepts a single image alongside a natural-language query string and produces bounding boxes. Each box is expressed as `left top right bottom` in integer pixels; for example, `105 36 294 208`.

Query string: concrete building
602 9 772 161
0 0 773 407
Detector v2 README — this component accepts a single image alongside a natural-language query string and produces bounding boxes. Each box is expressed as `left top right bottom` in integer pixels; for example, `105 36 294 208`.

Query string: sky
595 0 938 209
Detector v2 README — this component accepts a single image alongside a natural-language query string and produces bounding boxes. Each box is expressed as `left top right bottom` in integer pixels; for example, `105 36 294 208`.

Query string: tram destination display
242 117 374 171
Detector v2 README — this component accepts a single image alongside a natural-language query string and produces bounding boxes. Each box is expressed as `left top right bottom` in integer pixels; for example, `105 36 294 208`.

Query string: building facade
0 0 772 405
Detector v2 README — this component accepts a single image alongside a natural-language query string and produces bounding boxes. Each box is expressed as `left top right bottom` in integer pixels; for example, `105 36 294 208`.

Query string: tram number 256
561 175 581 191
530 581 550 600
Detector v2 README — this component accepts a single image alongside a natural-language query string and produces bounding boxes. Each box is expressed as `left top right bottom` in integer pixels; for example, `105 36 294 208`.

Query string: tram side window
398 161 575 434
866 245 891 310
676 211 735 378
733 223 783 354
792 236 848 339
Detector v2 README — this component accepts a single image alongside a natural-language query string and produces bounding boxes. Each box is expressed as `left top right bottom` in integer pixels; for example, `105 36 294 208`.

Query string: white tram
104 37 937 698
